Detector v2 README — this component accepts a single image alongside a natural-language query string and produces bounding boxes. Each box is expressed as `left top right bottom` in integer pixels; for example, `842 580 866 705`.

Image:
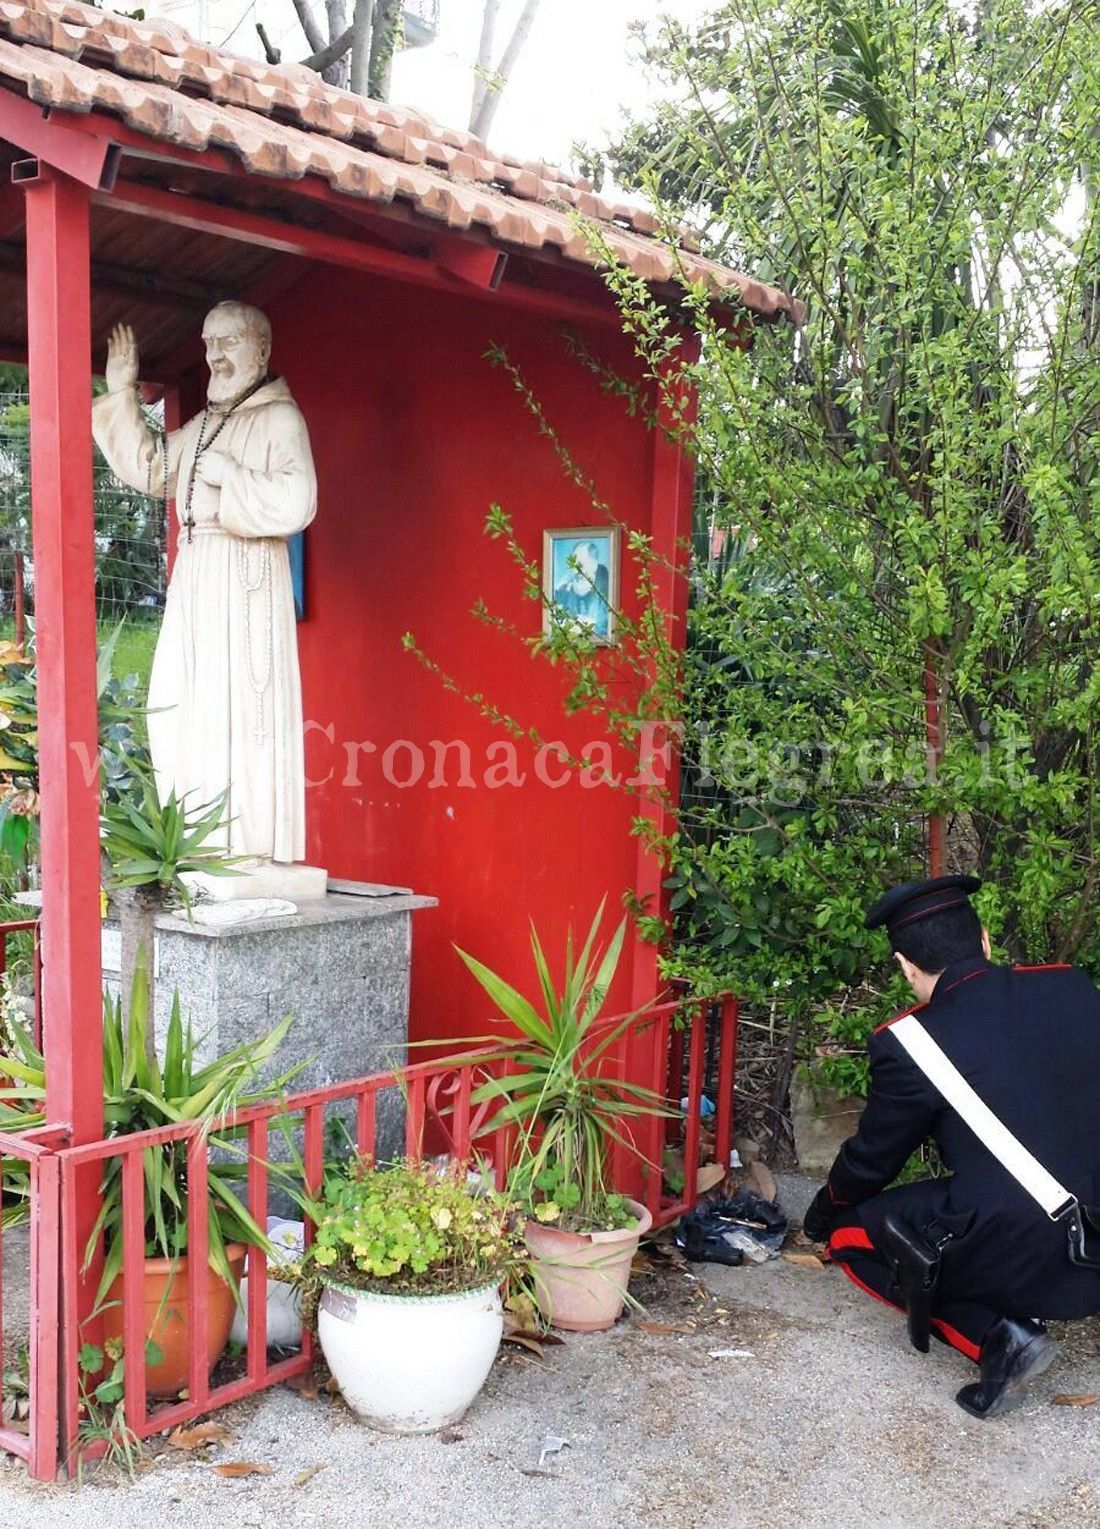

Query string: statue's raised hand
104 323 139 394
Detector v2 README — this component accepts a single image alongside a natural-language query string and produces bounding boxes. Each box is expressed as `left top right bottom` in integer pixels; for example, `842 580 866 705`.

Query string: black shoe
955 1317 1057 1420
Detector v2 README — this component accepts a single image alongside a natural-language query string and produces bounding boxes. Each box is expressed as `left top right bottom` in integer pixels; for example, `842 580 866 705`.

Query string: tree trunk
367 0 402 99
117 884 163 1070
470 0 541 141
323 0 350 87
348 0 375 96
470 0 501 134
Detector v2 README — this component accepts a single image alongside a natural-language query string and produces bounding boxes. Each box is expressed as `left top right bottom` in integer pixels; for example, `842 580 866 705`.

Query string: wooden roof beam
0 239 231 310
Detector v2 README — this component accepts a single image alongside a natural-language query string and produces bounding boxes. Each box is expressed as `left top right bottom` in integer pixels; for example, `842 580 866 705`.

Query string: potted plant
447 903 666 1333
0 964 300 1397
305 1158 524 1433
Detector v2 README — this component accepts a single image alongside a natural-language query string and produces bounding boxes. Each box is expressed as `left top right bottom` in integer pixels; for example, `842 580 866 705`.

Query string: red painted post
23 166 102 1477
186 1134 211 1411
121 1149 147 1433
681 1003 707 1211
713 995 738 1172
28 1152 60 1482
405 1073 427 1158
246 1118 269 1388
356 1088 376 1161
452 1068 472 1162
625 364 696 1179
24 167 103 1130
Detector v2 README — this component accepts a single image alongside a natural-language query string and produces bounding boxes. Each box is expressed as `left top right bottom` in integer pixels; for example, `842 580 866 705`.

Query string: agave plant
448 902 669 1232
0 964 301 1301
101 767 240 1028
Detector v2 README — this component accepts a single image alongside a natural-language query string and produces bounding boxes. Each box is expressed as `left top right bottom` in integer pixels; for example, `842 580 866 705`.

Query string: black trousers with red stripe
825 1182 1000 1363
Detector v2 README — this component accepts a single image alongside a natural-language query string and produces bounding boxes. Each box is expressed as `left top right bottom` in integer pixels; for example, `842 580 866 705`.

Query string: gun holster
1066 1203 1100 1270
880 1214 954 1354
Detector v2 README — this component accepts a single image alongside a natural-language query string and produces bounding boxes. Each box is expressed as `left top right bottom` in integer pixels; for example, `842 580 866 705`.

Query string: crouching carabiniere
803 875 1100 1419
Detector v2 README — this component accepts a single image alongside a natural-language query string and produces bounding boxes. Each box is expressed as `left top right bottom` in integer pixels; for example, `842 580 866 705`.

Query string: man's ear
981 926 992 958
893 949 916 985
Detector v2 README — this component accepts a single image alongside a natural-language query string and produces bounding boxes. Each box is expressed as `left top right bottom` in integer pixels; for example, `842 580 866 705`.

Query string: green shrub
307 1159 525 1297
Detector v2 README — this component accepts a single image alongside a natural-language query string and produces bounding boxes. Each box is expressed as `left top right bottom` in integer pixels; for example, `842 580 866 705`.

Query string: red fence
0 990 737 1481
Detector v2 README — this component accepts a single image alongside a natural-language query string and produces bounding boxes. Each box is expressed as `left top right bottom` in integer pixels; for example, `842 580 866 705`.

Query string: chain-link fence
0 390 166 658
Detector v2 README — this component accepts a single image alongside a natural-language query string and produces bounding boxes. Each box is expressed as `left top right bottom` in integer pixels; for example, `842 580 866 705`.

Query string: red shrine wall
263 264 691 1051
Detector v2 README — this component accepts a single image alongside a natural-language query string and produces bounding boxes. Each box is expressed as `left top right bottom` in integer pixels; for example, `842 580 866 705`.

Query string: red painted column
619 363 696 1199
24 172 104 1453
24 167 103 1143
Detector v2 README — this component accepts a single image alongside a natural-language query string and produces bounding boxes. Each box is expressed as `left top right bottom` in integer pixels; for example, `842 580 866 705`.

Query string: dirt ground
1 1178 1098 1529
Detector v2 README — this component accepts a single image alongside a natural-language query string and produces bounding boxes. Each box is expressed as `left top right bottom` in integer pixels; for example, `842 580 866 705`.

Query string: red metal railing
0 1126 64 1479
1 990 737 1481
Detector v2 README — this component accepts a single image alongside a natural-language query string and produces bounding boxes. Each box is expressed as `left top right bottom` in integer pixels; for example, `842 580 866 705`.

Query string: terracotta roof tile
0 0 800 322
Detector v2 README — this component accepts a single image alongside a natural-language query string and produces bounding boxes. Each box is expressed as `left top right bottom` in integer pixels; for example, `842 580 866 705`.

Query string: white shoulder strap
889 1014 1076 1221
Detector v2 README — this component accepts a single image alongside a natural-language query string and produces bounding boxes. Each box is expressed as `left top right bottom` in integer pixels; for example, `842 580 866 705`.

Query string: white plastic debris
230 1217 305 1350
538 1435 571 1468
708 1349 755 1359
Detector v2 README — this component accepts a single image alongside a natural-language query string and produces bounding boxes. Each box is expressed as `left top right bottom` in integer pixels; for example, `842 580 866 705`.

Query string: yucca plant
0 963 301 1301
101 766 239 1028
447 902 669 1232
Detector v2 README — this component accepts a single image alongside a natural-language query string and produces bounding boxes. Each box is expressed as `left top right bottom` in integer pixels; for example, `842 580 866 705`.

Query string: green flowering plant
305 1158 526 1298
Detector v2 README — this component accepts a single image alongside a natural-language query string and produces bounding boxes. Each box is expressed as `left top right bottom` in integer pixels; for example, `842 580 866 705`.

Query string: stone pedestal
102 890 437 1095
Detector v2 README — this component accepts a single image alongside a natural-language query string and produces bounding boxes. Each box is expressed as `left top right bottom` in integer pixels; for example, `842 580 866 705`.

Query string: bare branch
348 0 375 95
469 0 501 133
324 0 349 85
255 21 281 63
470 0 541 141
300 21 356 72
290 0 324 54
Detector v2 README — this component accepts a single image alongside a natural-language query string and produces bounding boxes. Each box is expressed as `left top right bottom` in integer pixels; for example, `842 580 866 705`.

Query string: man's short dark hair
890 903 983 973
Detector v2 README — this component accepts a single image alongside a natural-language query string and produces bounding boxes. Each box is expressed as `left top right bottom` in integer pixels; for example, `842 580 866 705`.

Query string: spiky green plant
0 964 302 1302
100 767 238 911
447 901 669 1232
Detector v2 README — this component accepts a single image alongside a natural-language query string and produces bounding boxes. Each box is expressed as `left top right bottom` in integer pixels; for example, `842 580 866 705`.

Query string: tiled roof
0 0 799 322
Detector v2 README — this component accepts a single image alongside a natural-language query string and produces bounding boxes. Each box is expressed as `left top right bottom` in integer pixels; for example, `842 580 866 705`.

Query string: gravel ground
2 1177 1098 1529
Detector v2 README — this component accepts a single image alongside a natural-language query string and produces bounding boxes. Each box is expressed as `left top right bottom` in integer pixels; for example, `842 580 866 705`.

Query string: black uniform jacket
823 956 1100 1319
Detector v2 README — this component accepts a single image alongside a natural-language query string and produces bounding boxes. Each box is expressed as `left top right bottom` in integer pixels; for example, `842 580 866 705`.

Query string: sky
158 0 712 169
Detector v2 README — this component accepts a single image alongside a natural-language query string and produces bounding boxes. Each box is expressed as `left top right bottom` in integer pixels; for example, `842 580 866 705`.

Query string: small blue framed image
542 526 619 644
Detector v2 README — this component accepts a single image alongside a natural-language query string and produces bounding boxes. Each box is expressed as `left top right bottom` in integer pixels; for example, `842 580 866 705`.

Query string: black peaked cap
865 875 981 934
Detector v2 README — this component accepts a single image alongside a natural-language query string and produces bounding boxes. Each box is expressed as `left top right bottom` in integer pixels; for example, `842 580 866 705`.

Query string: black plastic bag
676 1190 789 1266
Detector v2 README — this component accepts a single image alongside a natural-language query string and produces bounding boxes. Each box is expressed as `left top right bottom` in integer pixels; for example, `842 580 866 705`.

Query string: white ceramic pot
317 1279 503 1433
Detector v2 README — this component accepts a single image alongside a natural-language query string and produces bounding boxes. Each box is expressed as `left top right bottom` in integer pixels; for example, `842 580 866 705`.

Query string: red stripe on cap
893 895 969 929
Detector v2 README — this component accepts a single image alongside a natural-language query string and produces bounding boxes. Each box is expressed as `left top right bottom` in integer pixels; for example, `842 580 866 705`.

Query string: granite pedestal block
102 890 436 1165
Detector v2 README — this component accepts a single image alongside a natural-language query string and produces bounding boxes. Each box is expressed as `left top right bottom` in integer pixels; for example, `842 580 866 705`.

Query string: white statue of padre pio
92 303 321 889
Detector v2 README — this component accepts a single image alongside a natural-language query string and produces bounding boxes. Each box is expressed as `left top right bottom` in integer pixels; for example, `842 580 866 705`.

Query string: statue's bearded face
202 309 269 404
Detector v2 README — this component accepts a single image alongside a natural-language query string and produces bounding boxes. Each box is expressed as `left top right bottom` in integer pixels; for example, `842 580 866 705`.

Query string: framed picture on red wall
542 526 620 644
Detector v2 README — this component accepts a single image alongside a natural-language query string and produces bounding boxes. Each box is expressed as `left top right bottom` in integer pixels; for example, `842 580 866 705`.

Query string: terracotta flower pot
104 1243 247 1398
525 1199 653 1333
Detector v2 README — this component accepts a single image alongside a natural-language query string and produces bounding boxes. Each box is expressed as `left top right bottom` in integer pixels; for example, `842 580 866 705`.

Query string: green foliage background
565 0 1100 1098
